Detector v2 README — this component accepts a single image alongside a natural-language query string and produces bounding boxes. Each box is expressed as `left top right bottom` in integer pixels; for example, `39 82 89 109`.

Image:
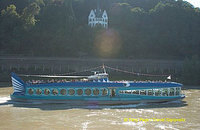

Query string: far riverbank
1 56 199 85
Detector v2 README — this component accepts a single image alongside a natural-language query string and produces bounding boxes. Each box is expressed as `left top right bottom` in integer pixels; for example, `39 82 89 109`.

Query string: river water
0 87 199 130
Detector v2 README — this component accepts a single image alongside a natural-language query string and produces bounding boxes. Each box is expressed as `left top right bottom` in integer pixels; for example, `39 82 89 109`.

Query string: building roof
94 9 104 18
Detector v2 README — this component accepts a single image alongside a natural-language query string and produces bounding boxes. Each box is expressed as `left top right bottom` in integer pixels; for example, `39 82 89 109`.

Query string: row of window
27 88 108 96
119 87 181 96
89 18 108 22
89 23 108 28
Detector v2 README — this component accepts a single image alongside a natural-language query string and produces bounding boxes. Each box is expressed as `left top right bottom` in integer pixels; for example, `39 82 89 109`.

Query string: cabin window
60 89 66 95
140 90 146 95
130 90 139 95
135 90 139 95
148 89 153 96
169 88 174 96
132 90 137 94
69 89 75 95
28 88 34 95
101 88 108 96
119 90 124 94
85 89 91 96
93 89 99 95
162 88 168 96
52 89 58 95
44 89 50 95
77 89 83 95
154 89 161 96
125 90 131 94
176 87 180 95
110 89 116 97
36 89 42 95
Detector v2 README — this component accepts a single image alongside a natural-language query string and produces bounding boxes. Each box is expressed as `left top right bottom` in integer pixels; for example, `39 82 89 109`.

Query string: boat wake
0 96 11 105
162 100 182 104
88 103 148 109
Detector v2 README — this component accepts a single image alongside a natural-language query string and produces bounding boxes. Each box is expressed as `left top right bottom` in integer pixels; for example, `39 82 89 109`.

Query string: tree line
0 0 200 59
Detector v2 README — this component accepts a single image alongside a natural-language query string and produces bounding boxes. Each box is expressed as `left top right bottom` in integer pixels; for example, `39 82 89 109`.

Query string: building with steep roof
88 6 108 28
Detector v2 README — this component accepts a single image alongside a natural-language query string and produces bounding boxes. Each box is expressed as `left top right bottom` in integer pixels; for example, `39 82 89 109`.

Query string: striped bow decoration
11 73 25 93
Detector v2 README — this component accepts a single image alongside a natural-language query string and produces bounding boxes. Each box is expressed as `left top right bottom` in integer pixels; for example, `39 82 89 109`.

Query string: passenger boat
10 66 185 105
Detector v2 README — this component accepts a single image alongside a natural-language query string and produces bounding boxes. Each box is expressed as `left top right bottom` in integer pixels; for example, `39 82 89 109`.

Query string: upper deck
25 80 182 89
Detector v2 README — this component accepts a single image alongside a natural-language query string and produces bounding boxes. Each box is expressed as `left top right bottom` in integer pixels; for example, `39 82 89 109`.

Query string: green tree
0 0 200 61
21 2 40 29
1 4 19 17
0 4 22 53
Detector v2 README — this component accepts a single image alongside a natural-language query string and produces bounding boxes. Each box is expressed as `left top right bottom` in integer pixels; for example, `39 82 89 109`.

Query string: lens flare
94 29 121 58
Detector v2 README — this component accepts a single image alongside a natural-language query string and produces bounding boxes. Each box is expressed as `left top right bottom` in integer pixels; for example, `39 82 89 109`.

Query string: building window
52 89 58 95
101 88 108 96
44 89 50 95
85 89 91 96
28 88 34 95
36 89 42 95
77 89 83 95
93 89 99 95
69 89 75 95
60 89 66 95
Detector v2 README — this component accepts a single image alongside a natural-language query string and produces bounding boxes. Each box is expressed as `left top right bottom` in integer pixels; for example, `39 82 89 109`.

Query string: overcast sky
185 0 200 7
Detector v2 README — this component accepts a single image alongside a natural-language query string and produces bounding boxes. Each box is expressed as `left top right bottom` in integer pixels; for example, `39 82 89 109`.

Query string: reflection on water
0 87 200 129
